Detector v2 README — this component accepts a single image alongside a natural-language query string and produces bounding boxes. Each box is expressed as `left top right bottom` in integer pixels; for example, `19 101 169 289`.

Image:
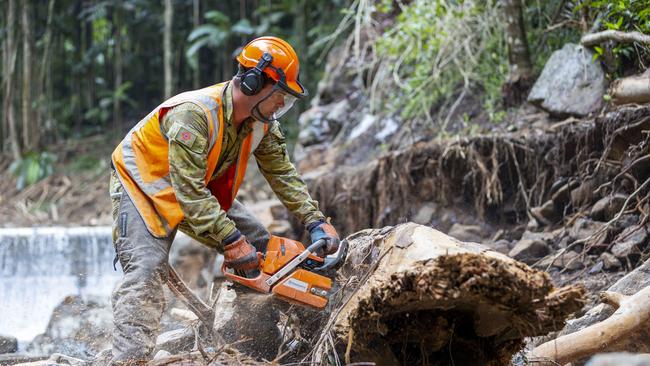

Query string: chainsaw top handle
312 238 348 272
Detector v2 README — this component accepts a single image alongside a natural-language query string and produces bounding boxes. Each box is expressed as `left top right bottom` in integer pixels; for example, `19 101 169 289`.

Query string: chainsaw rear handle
312 238 348 272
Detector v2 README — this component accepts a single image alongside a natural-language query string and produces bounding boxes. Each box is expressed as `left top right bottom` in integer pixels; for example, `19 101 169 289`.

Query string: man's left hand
307 220 340 256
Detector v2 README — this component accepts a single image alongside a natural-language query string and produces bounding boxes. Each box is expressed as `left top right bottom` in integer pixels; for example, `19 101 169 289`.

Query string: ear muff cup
239 52 273 96
240 69 263 96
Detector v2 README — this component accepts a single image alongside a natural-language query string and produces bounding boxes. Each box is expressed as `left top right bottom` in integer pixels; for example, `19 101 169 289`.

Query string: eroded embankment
307 106 650 238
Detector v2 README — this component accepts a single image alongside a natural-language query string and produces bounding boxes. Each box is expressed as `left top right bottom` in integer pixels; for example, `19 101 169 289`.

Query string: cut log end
333 245 585 365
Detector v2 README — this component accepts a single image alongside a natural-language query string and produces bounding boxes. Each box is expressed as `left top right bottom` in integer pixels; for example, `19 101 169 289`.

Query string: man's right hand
223 230 259 271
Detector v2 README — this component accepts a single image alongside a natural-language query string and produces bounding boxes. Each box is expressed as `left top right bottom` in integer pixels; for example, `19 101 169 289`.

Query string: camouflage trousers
108 172 269 364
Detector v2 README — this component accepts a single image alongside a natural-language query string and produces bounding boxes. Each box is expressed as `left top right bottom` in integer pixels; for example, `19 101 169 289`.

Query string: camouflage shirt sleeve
254 121 325 226
162 102 237 246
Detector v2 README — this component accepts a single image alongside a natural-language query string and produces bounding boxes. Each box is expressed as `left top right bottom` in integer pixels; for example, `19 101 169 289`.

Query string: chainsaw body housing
222 235 332 308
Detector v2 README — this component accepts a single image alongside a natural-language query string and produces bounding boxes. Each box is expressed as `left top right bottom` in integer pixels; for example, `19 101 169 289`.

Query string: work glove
307 220 340 256
223 230 259 272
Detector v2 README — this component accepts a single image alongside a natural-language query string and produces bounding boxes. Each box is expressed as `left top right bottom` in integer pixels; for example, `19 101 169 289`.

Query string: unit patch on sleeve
175 126 197 149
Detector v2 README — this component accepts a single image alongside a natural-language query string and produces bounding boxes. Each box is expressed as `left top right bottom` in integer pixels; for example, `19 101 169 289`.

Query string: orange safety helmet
236 36 308 99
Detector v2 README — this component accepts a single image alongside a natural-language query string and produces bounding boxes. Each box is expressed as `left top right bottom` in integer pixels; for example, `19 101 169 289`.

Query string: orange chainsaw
221 236 347 309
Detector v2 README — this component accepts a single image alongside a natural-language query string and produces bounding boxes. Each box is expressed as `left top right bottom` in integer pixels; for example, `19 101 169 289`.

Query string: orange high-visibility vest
111 82 268 238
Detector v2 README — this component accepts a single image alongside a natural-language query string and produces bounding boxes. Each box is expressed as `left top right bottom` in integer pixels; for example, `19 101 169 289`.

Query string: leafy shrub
371 0 508 124
580 0 650 73
9 152 57 190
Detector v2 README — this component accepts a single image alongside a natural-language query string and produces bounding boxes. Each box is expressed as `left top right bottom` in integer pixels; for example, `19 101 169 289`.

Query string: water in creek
0 227 121 345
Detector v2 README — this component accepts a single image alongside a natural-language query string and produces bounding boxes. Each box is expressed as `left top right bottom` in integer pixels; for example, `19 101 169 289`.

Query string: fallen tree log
307 223 585 366
610 71 650 105
529 286 650 366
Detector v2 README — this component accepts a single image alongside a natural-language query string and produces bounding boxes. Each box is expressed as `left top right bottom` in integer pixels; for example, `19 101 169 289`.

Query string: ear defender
239 52 274 96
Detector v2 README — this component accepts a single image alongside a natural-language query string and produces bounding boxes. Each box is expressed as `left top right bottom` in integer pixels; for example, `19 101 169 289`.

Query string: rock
154 328 195 355
412 203 437 225
537 250 583 270
0 354 47 365
25 296 113 359
169 232 213 290
15 353 87 366
0 334 17 353
153 350 172 360
550 181 572 207
528 43 606 117
246 199 280 228
586 352 650 366
447 223 484 243
560 258 650 337
267 219 293 237
569 218 606 242
509 239 551 264
491 239 512 255
520 230 558 243
269 203 289 221
611 225 649 260
530 200 560 226
590 194 627 221
600 252 622 271
570 179 597 208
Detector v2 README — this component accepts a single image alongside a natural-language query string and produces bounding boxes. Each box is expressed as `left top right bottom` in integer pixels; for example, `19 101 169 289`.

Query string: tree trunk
192 0 200 89
113 0 123 139
501 0 534 107
3 0 21 160
37 0 56 146
163 0 173 99
317 223 585 365
21 0 35 151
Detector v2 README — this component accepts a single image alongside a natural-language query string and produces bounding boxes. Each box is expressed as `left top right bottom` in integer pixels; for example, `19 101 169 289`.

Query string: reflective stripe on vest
113 83 266 238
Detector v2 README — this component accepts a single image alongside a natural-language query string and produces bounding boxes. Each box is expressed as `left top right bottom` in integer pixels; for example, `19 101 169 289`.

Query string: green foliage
67 153 108 176
185 10 285 70
579 0 650 72
581 0 650 33
372 0 507 123
9 152 57 190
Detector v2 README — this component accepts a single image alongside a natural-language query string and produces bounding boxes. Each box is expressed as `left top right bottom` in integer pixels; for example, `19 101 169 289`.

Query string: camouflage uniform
108 82 325 364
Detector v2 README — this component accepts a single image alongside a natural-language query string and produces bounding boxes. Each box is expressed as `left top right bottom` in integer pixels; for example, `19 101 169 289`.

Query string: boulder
169 232 214 290
600 252 622 271
491 239 512 255
530 200 560 226
590 194 627 221
154 328 195 355
570 179 598 208
569 218 607 242
611 225 649 260
537 250 583 270
560 257 650 337
447 223 484 243
412 203 437 225
528 43 607 117
9 353 86 366
0 334 17 353
25 296 113 359
509 238 551 264
587 353 650 366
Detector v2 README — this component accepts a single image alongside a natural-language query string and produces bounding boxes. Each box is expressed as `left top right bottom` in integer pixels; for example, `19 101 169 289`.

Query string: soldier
108 36 339 365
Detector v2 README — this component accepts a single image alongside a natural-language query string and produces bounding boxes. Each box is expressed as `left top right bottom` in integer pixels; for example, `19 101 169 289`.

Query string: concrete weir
0 226 120 345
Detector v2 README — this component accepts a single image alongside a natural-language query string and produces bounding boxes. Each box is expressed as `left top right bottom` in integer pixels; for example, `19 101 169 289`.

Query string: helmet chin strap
251 102 275 124
249 87 278 123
